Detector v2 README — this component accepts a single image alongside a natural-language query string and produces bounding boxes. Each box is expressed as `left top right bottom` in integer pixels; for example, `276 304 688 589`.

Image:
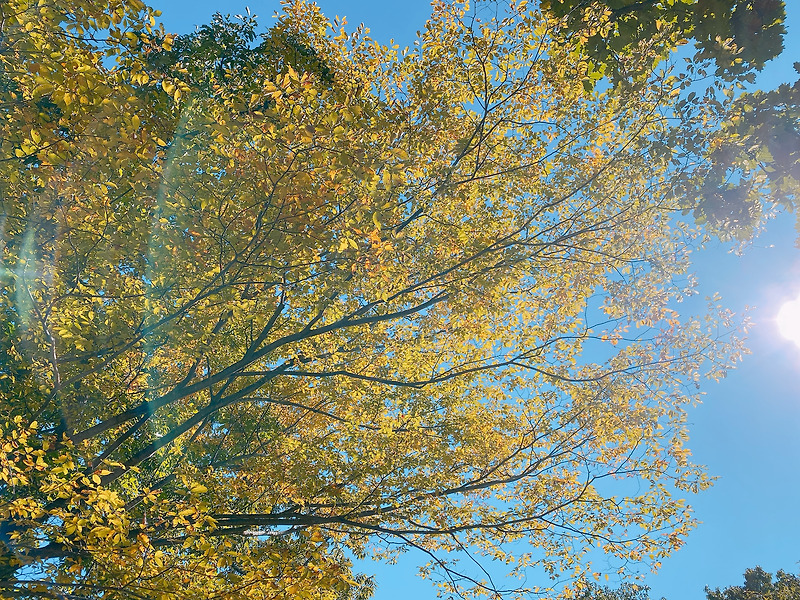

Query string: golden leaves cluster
0 1 747 598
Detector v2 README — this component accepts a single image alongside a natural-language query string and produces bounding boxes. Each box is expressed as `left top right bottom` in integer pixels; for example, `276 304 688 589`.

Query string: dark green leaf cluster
542 0 786 85
148 11 334 98
706 567 800 600
695 66 799 237
578 582 659 600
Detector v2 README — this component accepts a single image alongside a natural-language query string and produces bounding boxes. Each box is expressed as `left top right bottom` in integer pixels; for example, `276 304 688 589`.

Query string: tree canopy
541 0 786 85
706 567 800 600
578 582 658 600
694 65 800 236
0 0 787 598
574 566 800 600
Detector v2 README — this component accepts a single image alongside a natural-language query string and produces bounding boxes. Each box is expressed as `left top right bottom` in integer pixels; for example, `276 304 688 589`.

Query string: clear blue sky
153 2 800 598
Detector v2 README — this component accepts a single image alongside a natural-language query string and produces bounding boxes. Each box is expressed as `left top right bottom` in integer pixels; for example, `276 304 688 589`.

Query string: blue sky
153 2 800 598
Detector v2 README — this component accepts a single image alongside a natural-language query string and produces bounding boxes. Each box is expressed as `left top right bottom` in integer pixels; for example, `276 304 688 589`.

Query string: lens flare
777 296 800 346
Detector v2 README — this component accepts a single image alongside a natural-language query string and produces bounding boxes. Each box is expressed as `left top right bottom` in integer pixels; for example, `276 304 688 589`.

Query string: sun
776 296 800 346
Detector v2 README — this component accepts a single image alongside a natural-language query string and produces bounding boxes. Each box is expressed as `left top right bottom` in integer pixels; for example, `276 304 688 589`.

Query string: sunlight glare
776 296 800 346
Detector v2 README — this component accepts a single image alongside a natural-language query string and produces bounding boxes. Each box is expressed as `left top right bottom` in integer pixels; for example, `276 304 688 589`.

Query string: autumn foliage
0 0 779 598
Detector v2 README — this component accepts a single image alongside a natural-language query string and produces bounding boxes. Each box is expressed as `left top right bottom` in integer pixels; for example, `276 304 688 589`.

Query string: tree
706 567 800 600
536 1 799 237
540 0 787 87
693 65 800 237
0 0 766 598
578 582 656 600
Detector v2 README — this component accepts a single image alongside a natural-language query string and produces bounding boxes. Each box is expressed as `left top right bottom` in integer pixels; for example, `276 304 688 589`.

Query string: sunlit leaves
0 1 753 599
